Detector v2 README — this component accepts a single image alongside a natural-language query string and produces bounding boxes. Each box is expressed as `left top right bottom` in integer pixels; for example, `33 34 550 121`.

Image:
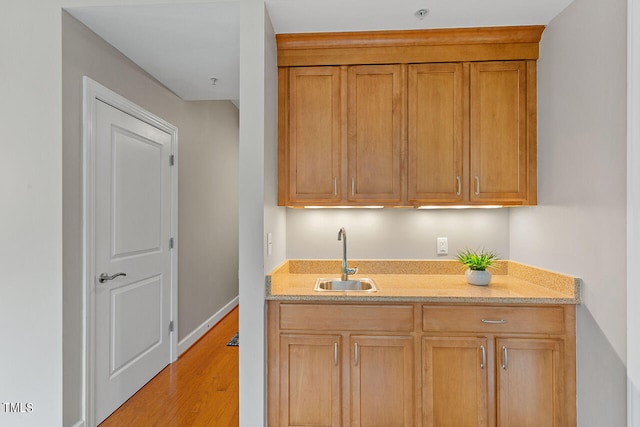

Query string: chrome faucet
338 227 358 281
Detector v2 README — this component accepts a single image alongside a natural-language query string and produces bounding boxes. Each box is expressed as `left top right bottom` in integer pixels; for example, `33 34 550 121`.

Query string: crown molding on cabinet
276 25 545 67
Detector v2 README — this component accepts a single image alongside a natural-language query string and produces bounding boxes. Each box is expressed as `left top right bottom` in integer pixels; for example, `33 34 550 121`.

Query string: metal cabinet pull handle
480 345 486 369
354 342 359 366
334 343 338 366
475 176 480 195
502 345 508 370
98 272 127 283
351 177 355 196
334 177 338 196
481 319 506 324
456 176 461 196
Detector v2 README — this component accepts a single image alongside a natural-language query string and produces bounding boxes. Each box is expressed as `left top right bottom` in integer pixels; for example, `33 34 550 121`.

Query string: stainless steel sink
314 278 378 292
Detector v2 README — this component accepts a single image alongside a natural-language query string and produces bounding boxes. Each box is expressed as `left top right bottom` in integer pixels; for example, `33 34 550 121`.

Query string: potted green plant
456 248 499 286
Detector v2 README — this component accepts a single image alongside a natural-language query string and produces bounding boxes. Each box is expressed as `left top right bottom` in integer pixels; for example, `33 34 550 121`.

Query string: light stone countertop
266 260 581 304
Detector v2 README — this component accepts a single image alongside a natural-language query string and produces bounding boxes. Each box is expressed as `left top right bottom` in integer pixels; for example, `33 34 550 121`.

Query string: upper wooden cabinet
348 65 403 203
469 61 535 204
277 26 543 207
407 63 465 204
279 67 342 204
408 61 536 205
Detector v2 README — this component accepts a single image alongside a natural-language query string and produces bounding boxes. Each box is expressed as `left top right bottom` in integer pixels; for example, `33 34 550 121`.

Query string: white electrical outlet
436 237 448 255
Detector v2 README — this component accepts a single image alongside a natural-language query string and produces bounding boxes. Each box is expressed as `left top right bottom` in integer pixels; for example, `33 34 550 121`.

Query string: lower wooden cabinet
422 337 489 427
269 303 416 427
423 336 565 427
496 338 564 427
279 334 342 427
421 304 574 427
275 332 414 427
274 334 415 426
350 335 414 427
268 302 575 427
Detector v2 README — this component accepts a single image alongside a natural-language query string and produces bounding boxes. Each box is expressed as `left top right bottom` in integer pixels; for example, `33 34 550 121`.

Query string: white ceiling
67 2 240 102
266 0 573 34
67 0 573 103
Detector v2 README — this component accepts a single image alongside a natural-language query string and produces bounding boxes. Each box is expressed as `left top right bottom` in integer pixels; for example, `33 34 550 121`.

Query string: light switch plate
436 237 448 255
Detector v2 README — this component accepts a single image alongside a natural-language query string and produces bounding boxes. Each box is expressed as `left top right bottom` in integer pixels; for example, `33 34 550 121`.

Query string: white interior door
93 99 174 424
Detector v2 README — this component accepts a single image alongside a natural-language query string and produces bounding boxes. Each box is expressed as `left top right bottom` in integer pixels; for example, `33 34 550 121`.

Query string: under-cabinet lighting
416 205 503 209
300 206 385 209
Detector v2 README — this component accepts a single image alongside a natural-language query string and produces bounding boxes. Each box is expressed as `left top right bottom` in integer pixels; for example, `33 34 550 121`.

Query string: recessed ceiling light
415 8 429 20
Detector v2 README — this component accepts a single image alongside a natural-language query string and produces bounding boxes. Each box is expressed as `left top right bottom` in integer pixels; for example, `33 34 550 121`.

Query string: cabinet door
496 338 563 427
287 67 342 204
422 337 488 427
470 61 528 203
280 334 342 427
350 335 414 427
347 65 403 203
408 63 465 204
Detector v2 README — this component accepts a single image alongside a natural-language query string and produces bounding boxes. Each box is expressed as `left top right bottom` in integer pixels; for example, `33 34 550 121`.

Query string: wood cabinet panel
276 26 545 67
285 67 342 204
268 301 574 427
422 306 571 427
280 303 414 332
350 335 414 427
279 334 342 427
347 65 403 203
470 61 528 202
422 305 565 335
277 28 539 207
423 337 489 427
408 63 465 203
496 338 563 427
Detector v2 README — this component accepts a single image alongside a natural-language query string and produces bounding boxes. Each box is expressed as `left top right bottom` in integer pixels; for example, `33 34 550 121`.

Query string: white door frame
82 76 178 427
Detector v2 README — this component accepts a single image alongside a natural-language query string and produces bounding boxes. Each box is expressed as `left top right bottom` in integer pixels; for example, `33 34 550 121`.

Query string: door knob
98 272 127 283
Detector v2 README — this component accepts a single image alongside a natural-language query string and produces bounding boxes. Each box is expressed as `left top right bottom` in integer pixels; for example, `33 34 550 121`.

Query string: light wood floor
99 306 239 427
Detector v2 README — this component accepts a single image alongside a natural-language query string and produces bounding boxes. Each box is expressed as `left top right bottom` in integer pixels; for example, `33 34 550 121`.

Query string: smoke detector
415 9 429 20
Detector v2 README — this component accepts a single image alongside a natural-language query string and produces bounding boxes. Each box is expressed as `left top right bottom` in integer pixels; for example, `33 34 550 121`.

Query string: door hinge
170 154 175 166
169 237 174 249
169 320 175 333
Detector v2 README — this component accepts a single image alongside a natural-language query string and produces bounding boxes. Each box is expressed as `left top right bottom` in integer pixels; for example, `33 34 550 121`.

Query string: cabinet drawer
280 303 414 332
422 305 565 335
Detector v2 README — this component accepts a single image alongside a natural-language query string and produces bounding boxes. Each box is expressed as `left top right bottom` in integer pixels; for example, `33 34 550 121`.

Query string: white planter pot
465 269 492 286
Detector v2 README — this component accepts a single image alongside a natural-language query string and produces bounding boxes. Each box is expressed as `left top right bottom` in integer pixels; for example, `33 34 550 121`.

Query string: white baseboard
177 296 239 355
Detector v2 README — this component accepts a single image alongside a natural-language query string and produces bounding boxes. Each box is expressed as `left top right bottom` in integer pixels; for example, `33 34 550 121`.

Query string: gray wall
238 1 281 425
177 100 239 339
62 11 239 426
509 0 628 424
628 0 640 423
263 6 287 273
286 208 510 260
1 3 65 425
